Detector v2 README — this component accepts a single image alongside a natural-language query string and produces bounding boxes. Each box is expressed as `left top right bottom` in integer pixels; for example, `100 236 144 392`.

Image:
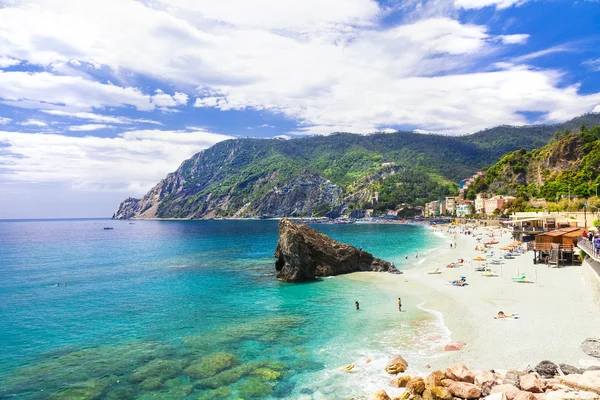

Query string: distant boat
103 227 114 230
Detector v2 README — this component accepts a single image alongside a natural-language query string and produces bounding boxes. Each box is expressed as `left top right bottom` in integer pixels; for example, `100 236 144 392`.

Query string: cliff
468 124 600 202
113 114 600 219
274 219 399 282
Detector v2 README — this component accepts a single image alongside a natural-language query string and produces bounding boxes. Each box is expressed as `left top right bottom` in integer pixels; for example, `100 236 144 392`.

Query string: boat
103 227 114 230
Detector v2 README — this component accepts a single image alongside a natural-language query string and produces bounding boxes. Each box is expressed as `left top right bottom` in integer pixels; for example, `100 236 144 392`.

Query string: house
445 197 459 215
484 195 516 215
455 200 473 217
475 193 491 214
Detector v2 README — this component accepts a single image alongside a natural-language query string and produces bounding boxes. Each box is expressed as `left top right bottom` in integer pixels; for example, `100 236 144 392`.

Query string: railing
579 238 600 259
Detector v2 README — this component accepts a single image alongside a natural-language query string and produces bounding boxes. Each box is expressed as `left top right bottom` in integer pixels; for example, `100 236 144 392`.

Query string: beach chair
512 274 530 283
482 270 498 277
428 268 442 274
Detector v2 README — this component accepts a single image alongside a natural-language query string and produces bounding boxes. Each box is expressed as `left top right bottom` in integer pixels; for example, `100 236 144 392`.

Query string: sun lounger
482 270 498 277
512 275 531 283
428 268 442 274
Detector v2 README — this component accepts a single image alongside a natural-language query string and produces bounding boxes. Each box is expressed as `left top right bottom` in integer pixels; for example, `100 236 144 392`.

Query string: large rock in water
274 219 400 282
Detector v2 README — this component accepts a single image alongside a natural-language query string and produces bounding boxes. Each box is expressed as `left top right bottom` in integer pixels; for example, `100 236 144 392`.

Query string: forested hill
466 123 600 211
113 114 600 219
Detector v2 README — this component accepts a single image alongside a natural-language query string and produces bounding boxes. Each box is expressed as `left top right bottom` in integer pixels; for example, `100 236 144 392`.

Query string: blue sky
0 0 599 218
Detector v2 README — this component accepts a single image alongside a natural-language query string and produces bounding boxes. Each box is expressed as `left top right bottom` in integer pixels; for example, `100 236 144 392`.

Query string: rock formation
274 219 400 282
368 361 600 400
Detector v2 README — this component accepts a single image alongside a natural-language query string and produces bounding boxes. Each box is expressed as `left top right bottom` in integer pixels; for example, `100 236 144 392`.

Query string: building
484 195 516 215
445 197 459 215
455 200 473 217
439 201 447 216
475 193 491 214
425 201 439 217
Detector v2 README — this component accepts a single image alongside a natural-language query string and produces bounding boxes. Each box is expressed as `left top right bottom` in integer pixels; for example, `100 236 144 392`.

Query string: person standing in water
398 297 402 312
415 251 419 259
355 301 360 310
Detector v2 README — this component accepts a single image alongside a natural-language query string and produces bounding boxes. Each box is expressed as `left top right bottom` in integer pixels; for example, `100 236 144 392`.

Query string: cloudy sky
1 0 599 218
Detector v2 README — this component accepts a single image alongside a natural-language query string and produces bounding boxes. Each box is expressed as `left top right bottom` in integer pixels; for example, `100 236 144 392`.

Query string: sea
0 219 449 400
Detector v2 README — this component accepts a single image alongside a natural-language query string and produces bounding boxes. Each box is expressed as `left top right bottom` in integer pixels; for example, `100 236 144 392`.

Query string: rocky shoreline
368 359 600 400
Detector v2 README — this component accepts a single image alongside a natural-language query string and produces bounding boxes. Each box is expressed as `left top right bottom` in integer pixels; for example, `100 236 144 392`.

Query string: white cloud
19 119 47 126
152 0 380 30
0 128 232 192
0 56 21 68
583 58 600 72
454 0 528 9
68 124 115 131
0 0 596 138
0 71 186 112
0 117 12 124
497 34 529 45
41 110 163 125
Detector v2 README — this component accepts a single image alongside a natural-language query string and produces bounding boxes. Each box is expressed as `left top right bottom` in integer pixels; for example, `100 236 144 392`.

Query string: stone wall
583 258 600 311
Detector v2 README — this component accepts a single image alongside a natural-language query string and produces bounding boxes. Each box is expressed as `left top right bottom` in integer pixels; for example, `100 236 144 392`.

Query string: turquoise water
0 220 444 399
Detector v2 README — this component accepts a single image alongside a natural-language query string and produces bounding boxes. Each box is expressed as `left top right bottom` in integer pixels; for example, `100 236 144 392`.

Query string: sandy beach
351 223 600 373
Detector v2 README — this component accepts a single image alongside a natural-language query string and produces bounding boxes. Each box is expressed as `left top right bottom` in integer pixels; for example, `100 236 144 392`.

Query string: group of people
355 297 403 311
583 230 600 256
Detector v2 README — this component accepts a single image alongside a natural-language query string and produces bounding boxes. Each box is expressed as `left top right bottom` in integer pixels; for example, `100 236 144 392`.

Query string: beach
351 223 600 374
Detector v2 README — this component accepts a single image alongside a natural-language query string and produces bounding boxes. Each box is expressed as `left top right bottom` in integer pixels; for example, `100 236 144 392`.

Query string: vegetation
480 123 600 213
120 114 600 219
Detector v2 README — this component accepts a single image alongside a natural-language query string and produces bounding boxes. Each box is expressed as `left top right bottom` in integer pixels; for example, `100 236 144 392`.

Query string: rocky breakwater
371 359 600 400
274 219 400 282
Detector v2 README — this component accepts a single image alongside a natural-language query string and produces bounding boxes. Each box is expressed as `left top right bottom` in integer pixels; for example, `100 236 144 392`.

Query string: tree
493 208 501 216
312 202 332 217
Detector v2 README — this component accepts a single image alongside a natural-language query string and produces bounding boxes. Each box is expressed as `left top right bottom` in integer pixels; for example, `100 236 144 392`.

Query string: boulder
369 389 392 400
423 386 453 400
441 379 455 387
520 374 545 393
396 391 411 400
582 338 600 358
514 391 538 400
559 364 583 375
505 370 527 386
485 393 503 400
407 377 426 395
390 374 412 388
385 355 409 375
274 219 400 282
535 361 559 379
559 371 600 394
447 382 481 399
476 370 497 388
425 371 447 388
446 364 475 383
491 384 521 400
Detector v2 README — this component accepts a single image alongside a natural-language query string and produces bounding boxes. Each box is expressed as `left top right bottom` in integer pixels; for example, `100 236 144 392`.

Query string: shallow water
0 220 446 399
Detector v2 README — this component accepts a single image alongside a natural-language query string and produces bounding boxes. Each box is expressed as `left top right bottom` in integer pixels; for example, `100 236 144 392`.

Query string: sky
0 0 599 218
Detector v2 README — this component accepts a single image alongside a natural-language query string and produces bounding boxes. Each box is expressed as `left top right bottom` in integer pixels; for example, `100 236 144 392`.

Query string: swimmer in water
355 301 360 310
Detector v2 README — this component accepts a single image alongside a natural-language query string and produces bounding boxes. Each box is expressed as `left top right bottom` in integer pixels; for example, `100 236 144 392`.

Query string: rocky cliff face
254 172 343 218
274 219 400 282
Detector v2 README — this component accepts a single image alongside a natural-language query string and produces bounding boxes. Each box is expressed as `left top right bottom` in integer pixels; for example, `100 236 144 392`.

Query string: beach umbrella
473 256 486 261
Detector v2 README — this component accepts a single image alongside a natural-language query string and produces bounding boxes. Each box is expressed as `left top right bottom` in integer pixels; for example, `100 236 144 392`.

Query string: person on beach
415 251 419 259
450 243 452 249
405 254 408 260
355 301 360 310
398 297 402 312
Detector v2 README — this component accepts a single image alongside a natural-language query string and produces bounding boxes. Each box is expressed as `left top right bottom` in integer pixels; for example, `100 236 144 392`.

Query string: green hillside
113 114 600 219
467 123 600 212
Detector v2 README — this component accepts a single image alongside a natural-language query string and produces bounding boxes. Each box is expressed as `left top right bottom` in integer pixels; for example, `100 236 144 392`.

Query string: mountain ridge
113 114 600 219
